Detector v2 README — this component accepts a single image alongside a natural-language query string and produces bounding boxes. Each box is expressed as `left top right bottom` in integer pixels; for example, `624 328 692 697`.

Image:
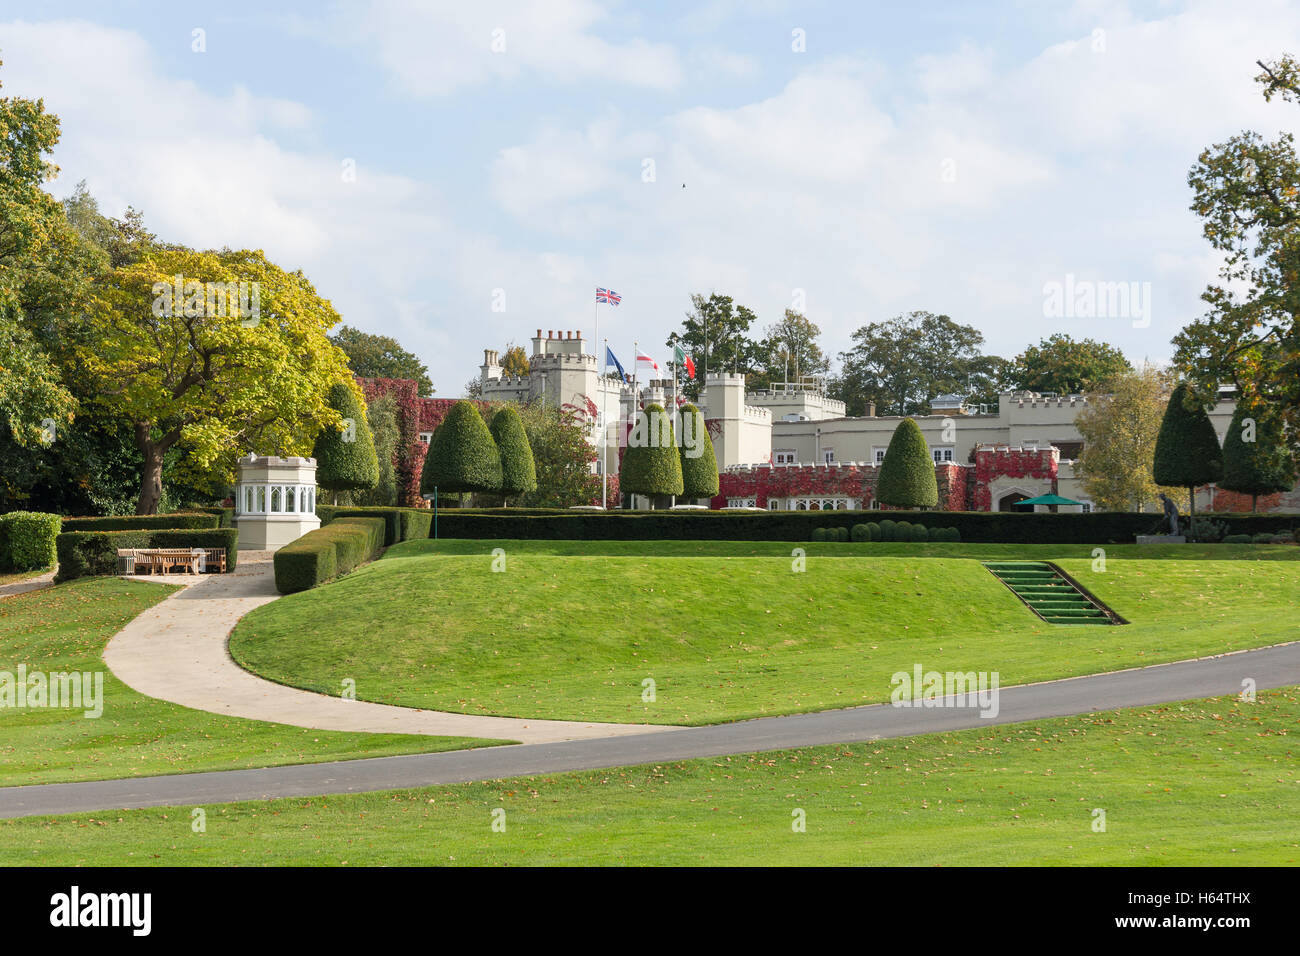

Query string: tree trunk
1187 484 1196 541
136 449 165 515
1252 494 1258 513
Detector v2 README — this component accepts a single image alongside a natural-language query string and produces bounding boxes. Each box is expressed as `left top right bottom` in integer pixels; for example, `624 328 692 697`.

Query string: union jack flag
596 287 621 306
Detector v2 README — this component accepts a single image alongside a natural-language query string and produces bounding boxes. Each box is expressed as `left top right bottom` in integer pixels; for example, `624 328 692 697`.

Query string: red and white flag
635 349 660 375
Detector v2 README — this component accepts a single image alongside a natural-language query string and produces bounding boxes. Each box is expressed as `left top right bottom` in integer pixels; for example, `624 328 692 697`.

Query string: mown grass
229 539 1300 725
0 578 508 787
5 686 1295 866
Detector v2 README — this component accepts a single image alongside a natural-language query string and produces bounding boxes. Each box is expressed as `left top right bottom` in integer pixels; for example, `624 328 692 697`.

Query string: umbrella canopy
1016 493 1084 506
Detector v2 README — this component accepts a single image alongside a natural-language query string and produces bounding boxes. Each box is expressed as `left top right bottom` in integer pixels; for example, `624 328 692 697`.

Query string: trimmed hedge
315 381 381 493
876 418 939 508
54 529 239 583
490 405 538 499
274 516 385 594
621 403 684 498
0 512 62 572
421 400 501 495
59 512 221 532
422 508 1300 544
316 505 432 546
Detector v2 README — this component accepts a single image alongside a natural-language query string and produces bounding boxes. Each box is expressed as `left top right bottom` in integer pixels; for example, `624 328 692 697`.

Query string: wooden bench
117 548 228 575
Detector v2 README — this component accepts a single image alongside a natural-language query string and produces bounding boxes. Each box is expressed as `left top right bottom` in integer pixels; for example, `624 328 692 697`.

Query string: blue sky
3 0 1297 395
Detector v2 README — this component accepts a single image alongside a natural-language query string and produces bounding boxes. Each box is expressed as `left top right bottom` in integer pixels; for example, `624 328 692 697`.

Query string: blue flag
605 346 627 381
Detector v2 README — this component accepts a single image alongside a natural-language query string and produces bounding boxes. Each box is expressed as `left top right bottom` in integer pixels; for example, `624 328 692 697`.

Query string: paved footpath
0 570 55 600
5 637 1297 819
102 553 677 746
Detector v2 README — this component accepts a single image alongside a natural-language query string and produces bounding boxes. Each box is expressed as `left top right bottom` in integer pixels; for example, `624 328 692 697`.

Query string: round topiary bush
895 520 913 542
910 523 928 542
812 527 828 542
421 401 502 496
879 519 897 542
620 403 684 500
851 523 869 542
948 527 961 542
866 522 881 541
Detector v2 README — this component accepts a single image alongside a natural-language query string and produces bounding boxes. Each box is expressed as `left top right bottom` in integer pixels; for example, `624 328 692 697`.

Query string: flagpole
595 290 602 507
632 340 638 511
601 337 608 509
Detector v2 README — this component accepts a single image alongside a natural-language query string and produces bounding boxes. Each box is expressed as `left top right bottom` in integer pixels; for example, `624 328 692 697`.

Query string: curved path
6 638 1298 819
102 554 676 745
0 570 55 600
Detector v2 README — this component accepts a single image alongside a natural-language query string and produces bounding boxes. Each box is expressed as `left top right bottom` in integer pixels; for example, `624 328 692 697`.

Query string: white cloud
320 0 684 96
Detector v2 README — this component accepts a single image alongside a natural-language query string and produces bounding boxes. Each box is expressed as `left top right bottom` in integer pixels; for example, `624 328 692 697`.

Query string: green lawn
229 539 1300 725
0 578 508 787
5 686 1295 866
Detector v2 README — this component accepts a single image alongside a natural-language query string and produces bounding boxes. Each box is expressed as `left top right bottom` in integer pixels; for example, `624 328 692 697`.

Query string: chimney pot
536 328 542 338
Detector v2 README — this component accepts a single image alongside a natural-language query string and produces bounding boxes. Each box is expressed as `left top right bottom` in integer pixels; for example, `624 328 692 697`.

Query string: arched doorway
998 491 1031 512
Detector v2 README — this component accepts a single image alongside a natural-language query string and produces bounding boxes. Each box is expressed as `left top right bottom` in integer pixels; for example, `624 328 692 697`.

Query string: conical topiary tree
313 382 380 504
620 402 683 506
677 403 718 500
490 405 537 504
876 418 938 509
420 400 502 504
1220 397 1294 512
1153 383 1223 533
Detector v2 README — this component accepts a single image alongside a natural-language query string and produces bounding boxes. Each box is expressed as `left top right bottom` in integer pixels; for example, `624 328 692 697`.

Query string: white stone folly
234 454 320 550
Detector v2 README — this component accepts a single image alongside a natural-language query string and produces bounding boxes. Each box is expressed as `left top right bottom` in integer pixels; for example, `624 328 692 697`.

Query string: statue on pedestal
1157 493 1179 537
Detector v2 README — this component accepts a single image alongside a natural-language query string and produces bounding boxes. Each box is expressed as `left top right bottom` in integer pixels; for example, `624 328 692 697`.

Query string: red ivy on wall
971 447 1057 512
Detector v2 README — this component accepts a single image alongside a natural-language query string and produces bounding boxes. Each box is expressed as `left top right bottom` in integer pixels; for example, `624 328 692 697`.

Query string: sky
2 0 1297 396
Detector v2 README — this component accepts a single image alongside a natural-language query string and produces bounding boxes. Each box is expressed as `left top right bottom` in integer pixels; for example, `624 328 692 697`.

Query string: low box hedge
0 511 62 572
59 512 221 532
54 529 240 582
424 509 1300 544
317 506 433 545
274 516 386 594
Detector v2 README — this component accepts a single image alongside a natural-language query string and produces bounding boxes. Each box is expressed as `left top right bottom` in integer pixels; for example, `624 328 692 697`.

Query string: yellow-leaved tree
80 246 354 513
1074 364 1189 513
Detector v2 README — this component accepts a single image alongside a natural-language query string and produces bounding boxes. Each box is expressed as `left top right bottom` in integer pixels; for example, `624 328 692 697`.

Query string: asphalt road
2 640 1296 819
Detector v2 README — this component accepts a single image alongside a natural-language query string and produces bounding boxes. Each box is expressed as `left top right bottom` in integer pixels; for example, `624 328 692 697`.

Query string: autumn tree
1074 366 1188 512
1174 55 1300 467
760 309 829 386
81 246 355 513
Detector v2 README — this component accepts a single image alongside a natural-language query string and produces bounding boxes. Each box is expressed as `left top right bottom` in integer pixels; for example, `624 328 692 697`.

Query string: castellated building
363 329 1296 514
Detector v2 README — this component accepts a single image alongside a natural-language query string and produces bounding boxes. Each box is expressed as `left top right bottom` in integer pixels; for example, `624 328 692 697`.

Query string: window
419 432 434 444
256 486 266 513
822 448 835 464
872 447 887 464
1080 502 1092 513
727 497 757 508
774 450 797 464
270 486 281 513
870 499 881 510
768 499 782 510
931 447 954 463
286 487 296 512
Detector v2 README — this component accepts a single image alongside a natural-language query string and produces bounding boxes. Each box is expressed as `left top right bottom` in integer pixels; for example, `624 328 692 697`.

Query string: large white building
473 331 1297 513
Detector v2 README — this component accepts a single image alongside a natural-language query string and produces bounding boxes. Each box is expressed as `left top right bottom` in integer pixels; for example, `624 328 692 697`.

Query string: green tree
509 401 602 508
835 311 1006 416
760 309 829 386
875 418 938 508
0 63 80 446
1074 365 1185 513
1174 55 1300 466
1011 334 1132 395
677 403 718 499
666 293 762 401
1152 383 1224 530
620 403 683 504
1220 397 1294 511
490 405 537 502
80 245 355 513
313 382 380 503
420 401 501 501
342 394 401 507
330 325 435 396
